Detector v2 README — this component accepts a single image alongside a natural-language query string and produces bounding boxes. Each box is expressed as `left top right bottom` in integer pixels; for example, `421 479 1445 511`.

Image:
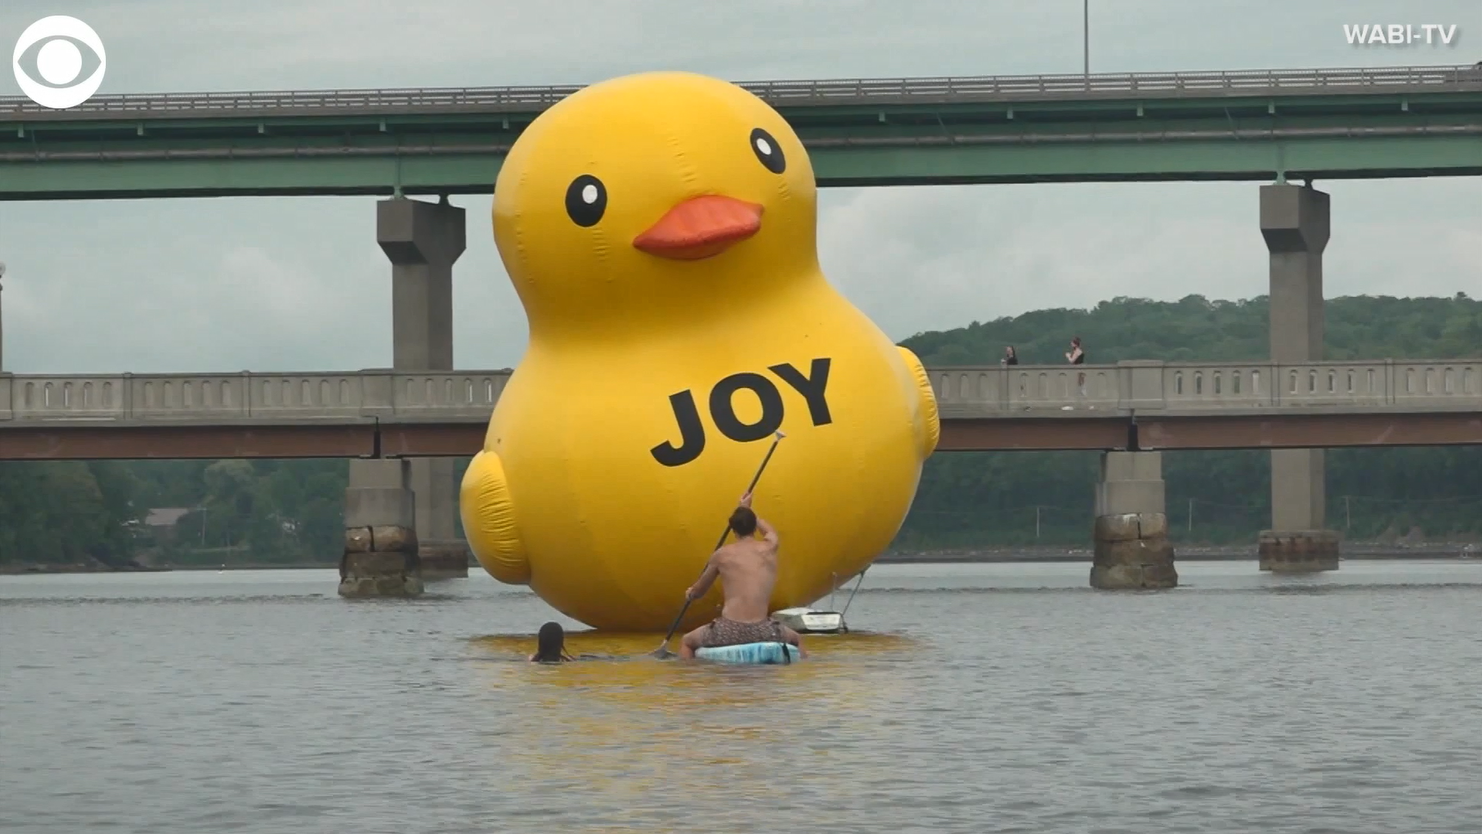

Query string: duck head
492 71 820 341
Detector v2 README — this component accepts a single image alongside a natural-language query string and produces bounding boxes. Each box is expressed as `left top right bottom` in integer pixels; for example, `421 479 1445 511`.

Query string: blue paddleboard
694 642 802 665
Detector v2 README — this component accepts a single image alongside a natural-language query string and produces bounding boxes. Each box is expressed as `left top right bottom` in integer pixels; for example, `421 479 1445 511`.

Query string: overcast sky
1 0 1479 374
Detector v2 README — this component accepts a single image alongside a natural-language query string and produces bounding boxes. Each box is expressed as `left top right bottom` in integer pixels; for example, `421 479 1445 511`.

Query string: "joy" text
650 358 832 466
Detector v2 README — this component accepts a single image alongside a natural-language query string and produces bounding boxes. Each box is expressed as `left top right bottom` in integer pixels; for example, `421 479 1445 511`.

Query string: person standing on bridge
1066 336 1087 398
1065 336 1085 365
1002 346 1018 366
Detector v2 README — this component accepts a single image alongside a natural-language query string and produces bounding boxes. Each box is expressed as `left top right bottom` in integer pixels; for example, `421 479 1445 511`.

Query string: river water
3 561 1482 833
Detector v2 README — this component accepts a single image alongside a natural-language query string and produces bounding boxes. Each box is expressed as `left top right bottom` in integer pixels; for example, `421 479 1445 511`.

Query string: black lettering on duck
650 359 833 467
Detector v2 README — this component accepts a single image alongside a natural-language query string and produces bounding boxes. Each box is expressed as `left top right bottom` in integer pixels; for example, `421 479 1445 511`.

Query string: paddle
650 429 786 659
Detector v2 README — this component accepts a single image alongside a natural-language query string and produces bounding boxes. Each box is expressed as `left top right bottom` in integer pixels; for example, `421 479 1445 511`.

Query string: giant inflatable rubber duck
460 70 939 632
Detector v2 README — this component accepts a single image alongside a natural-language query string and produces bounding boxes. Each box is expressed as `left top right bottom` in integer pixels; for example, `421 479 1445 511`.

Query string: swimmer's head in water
534 621 566 662
729 506 757 538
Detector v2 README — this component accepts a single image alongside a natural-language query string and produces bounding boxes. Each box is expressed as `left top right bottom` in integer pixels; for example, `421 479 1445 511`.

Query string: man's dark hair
729 506 758 538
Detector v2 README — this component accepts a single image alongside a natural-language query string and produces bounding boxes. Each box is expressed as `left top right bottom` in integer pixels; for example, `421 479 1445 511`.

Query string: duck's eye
750 127 785 174
565 174 606 227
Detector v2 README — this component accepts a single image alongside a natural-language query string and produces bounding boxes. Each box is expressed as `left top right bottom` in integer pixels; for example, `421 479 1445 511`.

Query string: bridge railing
4 64 1479 119
930 359 1482 415
2 360 1481 422
0 370 512 421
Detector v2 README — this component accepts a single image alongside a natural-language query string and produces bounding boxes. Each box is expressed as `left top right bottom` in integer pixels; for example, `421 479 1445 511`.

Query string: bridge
4 62 1478 587
1 360 1478 460
2 64 1482 198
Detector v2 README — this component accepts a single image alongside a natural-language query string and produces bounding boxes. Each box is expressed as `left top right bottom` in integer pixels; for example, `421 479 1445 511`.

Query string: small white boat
771 607 847 634
771 567 869 634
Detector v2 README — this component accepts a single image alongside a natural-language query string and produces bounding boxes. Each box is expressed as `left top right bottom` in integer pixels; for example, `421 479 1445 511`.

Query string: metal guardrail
4 123 1477 165
2 64 1479 120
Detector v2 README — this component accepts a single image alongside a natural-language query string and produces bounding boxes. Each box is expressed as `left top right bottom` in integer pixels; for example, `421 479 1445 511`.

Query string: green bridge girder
2 64 1482 199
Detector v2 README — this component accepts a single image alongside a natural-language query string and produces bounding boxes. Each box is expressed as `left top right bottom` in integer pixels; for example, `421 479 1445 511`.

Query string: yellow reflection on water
471 629 917 662
466 629 923 825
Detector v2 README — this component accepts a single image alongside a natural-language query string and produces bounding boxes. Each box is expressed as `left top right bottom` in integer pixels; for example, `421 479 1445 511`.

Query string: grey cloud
821 180 1482 342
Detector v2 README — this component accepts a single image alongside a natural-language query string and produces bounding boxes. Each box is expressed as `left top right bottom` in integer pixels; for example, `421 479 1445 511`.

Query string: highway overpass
1 360 1479 460
2 64 1482 198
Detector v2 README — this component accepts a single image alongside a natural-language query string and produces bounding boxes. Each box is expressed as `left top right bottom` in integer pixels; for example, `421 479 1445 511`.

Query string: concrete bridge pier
1259 183 1340 573
1091 451 1178 589
340 458 423 598
377 196 469 579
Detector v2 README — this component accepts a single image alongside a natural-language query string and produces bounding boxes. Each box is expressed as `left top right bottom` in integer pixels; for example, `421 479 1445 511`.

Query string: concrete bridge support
1091 451 1178 589
340 458 423 597
376 197 469 579
1259 183 1340 573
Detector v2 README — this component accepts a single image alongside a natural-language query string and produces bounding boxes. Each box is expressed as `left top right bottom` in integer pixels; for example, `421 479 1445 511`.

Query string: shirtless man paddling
678 491 805 659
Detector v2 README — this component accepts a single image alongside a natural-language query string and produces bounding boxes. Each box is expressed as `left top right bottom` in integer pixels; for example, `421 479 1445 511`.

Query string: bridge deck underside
2 410 1479 460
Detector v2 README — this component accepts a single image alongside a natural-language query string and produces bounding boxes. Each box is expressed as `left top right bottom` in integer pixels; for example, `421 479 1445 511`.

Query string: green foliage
2 292 1481 567
0 461 143 565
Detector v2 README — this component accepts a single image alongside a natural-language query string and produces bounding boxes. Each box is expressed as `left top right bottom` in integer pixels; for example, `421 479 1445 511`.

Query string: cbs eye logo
12 16 106 110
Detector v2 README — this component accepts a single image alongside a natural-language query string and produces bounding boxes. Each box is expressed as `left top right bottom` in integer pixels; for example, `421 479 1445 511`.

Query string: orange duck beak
632 195 764 260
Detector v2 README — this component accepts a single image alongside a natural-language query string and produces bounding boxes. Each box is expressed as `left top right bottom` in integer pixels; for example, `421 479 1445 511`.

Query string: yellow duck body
461 71 939 632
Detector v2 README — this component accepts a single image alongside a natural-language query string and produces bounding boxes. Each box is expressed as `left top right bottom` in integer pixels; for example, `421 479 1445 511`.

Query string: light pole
0 260 7 372
1083 0 1090 78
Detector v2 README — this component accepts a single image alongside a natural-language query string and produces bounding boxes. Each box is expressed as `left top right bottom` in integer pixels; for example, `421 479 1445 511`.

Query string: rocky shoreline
0 561 173 575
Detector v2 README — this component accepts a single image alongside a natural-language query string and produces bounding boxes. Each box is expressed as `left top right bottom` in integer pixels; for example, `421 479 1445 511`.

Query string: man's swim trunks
700 616 786 648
